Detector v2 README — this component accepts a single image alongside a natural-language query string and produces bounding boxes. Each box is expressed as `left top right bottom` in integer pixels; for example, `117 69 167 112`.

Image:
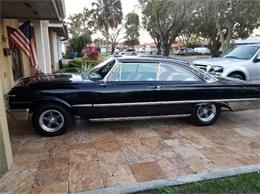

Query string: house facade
0 0 67 94
0 0 67 172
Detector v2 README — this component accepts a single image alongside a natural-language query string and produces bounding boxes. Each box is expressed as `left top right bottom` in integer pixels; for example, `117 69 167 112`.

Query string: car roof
115 55 190 66
236 44 260 47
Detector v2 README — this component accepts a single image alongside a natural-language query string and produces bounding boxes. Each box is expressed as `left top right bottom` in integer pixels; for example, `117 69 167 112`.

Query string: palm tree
92 0 123 53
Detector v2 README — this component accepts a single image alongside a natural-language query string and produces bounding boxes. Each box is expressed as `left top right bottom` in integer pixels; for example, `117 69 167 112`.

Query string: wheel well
29 100 74 114
228 71 246 80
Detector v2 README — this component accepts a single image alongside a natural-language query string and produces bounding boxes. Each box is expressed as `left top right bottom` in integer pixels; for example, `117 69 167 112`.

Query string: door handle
98 81 107 87
151 85 161 90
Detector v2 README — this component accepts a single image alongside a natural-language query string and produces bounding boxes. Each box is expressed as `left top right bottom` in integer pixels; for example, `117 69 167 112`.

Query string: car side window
159 64 201 81
107 63 158 81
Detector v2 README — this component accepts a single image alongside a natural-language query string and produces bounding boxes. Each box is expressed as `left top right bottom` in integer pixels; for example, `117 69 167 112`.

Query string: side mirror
88 72 102 81
253 55 260 63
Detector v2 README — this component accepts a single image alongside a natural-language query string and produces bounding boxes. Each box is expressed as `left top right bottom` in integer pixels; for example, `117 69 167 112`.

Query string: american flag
9 21 39 70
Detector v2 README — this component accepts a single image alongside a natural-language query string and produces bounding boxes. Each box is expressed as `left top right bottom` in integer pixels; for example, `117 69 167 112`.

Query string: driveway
0 109 259 193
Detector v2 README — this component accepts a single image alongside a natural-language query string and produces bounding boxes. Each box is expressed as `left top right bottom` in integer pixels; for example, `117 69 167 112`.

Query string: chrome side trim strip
72 98 260 108
89 114 191 122
73 104 92 108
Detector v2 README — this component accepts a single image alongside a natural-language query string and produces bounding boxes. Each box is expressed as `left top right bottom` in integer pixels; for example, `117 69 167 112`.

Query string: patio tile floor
0 109 260 193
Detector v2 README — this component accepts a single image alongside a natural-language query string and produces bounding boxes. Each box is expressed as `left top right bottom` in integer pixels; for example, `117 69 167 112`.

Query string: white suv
193 45 260 82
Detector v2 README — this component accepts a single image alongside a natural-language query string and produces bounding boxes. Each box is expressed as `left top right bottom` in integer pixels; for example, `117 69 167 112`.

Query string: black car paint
8 56 260 119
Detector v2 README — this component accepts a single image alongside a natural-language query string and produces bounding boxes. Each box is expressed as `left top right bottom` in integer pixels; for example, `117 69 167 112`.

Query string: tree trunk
105 26 109 54
111 45 115 54
111 43 117 54
209 38 221 57
156 42 161 53
213 0 226 54
163 43 171 56
153 36 161 54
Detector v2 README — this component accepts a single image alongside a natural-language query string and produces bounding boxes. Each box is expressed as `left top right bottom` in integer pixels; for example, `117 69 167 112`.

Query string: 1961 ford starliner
8 56 260 136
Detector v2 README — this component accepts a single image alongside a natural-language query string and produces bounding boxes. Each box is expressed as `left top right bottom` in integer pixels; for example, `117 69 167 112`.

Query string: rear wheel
32 104 72 136
191 103 221 126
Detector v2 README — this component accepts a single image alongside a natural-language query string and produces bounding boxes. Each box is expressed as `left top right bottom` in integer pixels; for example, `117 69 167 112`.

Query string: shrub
68 58 100 72
68 58 84 68
82 44 100 60
58 67 80 73
69 33 92 56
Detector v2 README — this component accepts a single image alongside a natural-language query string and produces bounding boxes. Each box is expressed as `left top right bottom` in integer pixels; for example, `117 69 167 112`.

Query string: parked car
119 48 137 56
193 45 260 82
186 48 197 55
174 47 196 55
194 47 211 55
8 56 260 136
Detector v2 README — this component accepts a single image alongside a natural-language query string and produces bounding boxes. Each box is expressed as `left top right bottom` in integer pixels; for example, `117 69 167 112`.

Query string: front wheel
32 104 72 136
191 103 221 126
228 73 245 80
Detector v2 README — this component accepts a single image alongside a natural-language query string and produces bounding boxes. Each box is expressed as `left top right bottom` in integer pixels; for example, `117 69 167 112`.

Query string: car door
156 63 207 115
90 61 166 118
250 49 260 82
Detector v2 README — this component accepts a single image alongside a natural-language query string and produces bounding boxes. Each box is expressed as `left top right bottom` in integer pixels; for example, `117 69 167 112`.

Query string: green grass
140 172 260 194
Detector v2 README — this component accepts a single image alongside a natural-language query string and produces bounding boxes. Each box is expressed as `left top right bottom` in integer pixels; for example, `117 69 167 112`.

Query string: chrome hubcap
39 110 64 132
197 104 216 122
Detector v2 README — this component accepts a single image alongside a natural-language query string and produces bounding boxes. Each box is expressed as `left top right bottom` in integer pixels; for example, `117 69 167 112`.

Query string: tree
190 0 221 56
124 12 140 48
140 0 197 56
142 12 161 53
69 33 92 56
213 0 260 53
67 8 94 56
92 0 123 53
109 26 124 54
185 0 260 56
67 8 95 38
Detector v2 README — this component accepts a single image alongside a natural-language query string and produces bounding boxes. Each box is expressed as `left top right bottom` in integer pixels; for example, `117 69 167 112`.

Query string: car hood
193 57 245 66
15 73 86 87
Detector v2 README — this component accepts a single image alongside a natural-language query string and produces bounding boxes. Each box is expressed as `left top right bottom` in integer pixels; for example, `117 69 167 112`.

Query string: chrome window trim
106 61 160 82
72 98 260 108
103 59 121 82
160 63 203 82
119 63 122 81
157 62 161 81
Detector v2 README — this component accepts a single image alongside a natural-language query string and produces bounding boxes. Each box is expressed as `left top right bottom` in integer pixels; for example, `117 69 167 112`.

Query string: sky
64 0 153 44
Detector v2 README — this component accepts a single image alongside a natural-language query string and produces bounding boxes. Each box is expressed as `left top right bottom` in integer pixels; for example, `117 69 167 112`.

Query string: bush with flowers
82 43 100 61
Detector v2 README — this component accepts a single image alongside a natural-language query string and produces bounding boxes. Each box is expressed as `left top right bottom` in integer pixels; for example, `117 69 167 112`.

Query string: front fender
223 67 249 80
29 96 73 113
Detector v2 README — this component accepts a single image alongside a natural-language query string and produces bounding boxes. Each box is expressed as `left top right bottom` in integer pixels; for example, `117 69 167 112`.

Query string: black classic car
8 56 260 136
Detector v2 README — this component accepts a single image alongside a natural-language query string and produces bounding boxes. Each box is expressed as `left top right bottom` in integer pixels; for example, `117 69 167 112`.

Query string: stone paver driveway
0 109 260 193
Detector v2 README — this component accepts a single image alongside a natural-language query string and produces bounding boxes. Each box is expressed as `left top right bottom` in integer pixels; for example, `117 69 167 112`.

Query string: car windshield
87 58 116 81
223 46 259 60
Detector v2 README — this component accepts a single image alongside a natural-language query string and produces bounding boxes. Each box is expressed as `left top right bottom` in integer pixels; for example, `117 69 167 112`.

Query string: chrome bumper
6 109 30 121
228 100 260 112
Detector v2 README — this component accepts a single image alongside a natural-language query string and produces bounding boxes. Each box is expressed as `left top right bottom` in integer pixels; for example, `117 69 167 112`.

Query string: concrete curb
80 164 260 194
